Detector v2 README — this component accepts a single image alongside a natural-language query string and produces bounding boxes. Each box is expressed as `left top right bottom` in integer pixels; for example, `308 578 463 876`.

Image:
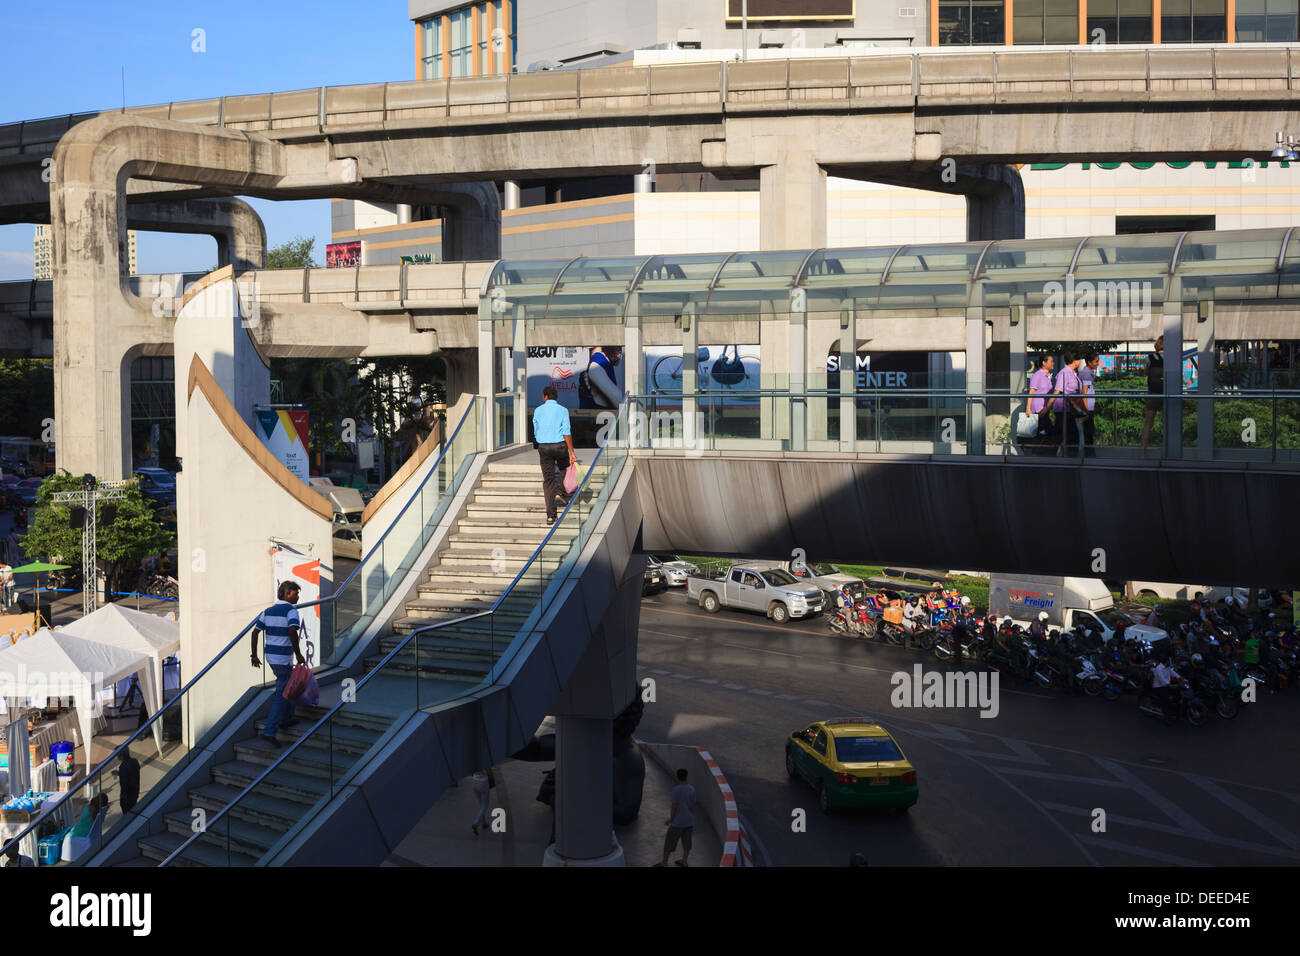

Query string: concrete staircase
133 702 399 865
124 454 612 866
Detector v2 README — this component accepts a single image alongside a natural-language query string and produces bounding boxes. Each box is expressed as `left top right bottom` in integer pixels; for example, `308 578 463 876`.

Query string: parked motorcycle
1137 682 1208 727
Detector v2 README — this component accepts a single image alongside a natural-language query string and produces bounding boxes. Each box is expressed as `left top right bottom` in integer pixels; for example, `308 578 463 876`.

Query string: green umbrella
6 562 71 627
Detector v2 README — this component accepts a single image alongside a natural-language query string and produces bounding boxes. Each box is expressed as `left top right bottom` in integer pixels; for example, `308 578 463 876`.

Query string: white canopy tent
0 629 159 773
61 604 180 722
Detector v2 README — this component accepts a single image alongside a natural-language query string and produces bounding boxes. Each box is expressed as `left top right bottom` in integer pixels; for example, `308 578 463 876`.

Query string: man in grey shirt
658 768 697 867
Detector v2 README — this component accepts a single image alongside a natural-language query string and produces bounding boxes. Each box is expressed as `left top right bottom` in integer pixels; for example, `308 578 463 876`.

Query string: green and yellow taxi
785 718 919 813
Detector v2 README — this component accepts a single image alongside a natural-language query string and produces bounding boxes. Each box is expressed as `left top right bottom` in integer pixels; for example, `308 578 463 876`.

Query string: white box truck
309 477 365 528
989 574 1168 646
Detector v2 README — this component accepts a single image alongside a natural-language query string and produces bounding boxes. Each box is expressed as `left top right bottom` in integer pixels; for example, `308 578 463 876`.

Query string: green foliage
0 359 54 439
265 236 318 270
19 473 173 589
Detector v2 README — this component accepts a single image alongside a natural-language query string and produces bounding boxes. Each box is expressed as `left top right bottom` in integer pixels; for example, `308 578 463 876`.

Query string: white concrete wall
175 276 334 743
172 268 270 445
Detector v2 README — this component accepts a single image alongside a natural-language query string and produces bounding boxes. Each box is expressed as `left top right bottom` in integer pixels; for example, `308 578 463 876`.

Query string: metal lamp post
52 474 130 617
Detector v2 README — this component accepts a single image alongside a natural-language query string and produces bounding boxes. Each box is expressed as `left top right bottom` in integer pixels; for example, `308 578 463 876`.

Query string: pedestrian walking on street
657 768 697 867
0 563 13 611
532 385 577 526
471 768 494 835
249 580 305 747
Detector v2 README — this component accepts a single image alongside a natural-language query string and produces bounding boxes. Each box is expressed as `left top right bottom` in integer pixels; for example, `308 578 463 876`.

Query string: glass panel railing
493 393 515 448
1 399 485 866
325 397 483 666
158 404 631 866
628 389 1300 463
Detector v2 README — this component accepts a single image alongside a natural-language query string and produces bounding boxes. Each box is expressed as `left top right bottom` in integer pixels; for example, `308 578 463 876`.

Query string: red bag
562 462 579 495
283 663 311 700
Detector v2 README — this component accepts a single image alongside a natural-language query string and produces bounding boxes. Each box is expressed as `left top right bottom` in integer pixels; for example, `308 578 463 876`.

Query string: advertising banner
326 241 361 268
643 345 761 407
255 407 311 481
525 347 628 410
271 550 321 668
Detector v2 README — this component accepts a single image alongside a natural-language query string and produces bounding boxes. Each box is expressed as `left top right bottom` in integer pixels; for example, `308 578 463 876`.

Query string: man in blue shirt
532 385 577 526
250 580 306 747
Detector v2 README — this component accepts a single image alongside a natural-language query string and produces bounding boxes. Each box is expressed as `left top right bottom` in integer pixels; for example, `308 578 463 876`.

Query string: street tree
19 472 174 601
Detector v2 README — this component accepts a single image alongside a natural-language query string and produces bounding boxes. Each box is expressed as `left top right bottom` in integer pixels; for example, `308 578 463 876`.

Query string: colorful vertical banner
255 406 311 481
271 550 321 668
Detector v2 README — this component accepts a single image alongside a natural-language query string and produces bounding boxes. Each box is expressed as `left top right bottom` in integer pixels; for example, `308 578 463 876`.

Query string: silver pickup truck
686 563 826 624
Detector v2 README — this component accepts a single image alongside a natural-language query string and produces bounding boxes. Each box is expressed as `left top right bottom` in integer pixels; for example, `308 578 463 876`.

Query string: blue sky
0 1 413 279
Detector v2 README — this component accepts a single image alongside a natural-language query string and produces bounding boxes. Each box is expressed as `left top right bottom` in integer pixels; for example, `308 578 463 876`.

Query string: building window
1162 0 1226 42
1086 0 1153 43
422 17 442 79
1236 0 1300 40
939 0 1005 44
1013 0 1079 42
448 8 472 77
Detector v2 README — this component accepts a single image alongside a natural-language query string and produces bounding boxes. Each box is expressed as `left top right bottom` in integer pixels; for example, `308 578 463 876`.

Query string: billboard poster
525 346 627 410
256 407 311 481
725 0 854 20
643 345 761 407
271 550 321 667
326 241 361 268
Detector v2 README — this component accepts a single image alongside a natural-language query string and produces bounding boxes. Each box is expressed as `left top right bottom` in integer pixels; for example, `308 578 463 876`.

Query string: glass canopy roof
483 227 1300 321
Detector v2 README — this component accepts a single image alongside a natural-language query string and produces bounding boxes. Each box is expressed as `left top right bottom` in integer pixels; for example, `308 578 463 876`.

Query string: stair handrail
1 397 481 864
156 402 628 866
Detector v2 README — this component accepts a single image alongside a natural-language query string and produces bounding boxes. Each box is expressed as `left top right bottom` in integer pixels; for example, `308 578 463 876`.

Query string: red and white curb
698 748 754 867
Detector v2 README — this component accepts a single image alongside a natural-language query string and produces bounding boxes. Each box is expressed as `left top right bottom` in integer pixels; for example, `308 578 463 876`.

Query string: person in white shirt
0 564 13 610
1151 658 1182 712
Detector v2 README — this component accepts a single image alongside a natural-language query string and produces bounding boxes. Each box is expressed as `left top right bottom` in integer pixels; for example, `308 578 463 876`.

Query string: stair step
254 719 382 756
233 737 347 781
363 654 489 681
138 831 261 867
163 809 284 857
211 759 332 803
294 703 394 734
190 783 308 831
466 499 550 511
380 634 501 655
406 595 530 615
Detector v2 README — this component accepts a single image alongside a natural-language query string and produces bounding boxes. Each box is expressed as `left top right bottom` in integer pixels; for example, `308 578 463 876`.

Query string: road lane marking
1093 757 1212 836
1039 802 1300 861
1181 772 1300 850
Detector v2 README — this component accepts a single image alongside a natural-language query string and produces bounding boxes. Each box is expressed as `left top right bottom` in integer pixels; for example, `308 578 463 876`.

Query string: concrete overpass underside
633 451 1300 587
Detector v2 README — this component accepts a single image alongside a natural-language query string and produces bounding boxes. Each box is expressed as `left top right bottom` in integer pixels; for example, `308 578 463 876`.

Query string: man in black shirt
1140 335 1164 458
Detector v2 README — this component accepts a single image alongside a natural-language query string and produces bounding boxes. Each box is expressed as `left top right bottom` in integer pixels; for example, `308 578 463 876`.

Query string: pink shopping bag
283 663 311 700
299 669 320 707
562 462 579 495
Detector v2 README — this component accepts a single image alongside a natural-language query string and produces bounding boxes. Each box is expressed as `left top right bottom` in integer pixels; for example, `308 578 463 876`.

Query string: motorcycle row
826 593 1285 728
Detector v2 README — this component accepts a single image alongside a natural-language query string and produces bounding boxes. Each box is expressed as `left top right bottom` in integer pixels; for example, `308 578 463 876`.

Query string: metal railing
0 398 482 866
157 402 631 865
630 387 1300 463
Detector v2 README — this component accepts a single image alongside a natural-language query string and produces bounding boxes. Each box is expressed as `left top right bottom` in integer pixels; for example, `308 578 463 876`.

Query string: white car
332 525 363 560
1128 581 1273 607
646 554 698 587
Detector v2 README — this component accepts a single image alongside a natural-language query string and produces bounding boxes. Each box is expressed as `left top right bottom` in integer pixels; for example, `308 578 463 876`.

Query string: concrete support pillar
433 182 502 262
681 310 698 449
961 164 1026 241
1162 279 1183 460
759 153 827 251
839 313 856 451
441 347 479 412
548 715 618 863
503 180 521 211
1195 299 1215 459
789 293 807 451
965 307 987 455
128 197 267 272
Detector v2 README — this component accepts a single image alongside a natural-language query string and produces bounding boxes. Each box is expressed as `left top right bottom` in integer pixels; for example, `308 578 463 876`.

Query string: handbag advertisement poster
643 345 761 407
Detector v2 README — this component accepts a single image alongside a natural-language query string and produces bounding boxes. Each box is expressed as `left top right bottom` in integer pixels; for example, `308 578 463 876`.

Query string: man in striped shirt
250 580 306 747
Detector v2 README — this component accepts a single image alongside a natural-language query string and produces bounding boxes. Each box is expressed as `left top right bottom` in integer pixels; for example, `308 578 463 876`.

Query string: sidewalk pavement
383 748 722 867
